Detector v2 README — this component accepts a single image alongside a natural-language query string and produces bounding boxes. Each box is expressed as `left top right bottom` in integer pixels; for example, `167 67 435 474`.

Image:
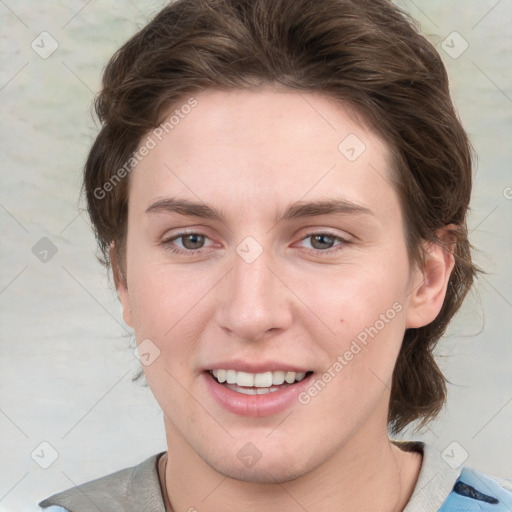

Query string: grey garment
399 441 461 512
39 442 464 511
39 452 167 512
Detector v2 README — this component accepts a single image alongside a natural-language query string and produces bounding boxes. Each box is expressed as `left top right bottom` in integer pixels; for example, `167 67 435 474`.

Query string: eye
162 230 350 257
162 232 213 255
299 232 350 254
176 233 206 250
308 233 338 250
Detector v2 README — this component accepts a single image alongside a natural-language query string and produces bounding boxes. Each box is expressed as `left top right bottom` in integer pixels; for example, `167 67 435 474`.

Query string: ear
110 242 133 328
405 226 456 329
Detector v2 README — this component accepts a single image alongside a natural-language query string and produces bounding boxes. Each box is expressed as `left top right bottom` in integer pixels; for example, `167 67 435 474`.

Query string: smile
204 368 314 416
209 369 309 395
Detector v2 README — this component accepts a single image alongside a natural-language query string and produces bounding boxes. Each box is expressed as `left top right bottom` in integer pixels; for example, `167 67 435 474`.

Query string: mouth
207 369 314 395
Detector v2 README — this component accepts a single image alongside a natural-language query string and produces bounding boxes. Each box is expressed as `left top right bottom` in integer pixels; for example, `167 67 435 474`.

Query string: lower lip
203 372 313 417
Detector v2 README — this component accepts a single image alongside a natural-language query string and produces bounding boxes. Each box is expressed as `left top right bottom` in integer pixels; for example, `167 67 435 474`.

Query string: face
116 86 444 483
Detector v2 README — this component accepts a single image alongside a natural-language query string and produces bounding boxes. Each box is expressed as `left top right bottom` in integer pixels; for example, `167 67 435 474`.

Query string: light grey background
0 1 511 510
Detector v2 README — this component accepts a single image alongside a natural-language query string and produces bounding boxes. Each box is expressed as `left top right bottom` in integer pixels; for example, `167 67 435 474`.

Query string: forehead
129 86 397 219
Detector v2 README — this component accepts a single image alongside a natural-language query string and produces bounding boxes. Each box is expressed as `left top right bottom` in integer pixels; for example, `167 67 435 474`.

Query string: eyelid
161 228 353 256
300 228 351 240
296 229 352 255
164 229 207 239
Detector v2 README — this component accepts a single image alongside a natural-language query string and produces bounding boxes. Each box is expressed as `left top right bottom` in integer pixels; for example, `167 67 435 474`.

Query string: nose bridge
217 242 292 340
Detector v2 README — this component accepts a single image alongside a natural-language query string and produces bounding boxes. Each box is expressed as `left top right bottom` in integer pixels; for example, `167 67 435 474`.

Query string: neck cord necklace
159 453 173 512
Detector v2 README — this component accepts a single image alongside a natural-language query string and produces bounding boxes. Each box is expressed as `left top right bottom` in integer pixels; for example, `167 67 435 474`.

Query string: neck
160 418 422 512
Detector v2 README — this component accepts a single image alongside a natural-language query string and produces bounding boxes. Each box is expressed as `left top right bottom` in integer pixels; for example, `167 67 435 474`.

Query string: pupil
311 234 334 250
183 234 204 249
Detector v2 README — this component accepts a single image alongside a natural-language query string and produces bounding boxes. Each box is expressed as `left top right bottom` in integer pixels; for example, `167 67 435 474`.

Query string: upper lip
205 359 312 373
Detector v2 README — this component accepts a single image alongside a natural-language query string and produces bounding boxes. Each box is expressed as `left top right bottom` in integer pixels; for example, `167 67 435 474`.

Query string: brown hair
83 0 478 434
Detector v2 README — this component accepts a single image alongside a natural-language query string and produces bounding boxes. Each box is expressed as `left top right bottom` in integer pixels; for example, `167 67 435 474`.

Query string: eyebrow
145 197 374 222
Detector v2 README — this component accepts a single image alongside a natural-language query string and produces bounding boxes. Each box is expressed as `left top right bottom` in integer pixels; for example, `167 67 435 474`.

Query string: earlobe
110 243 133 328
405 227 456 329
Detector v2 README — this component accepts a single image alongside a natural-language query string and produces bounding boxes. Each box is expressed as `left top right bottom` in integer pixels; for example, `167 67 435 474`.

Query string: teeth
284 372 296 384
272 371 285 385
211 369 308 388
236 371 254 387
254 372 273 387
224 385 284 395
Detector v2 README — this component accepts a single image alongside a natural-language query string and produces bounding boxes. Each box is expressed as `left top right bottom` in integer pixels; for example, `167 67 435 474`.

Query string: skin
113 85 455 511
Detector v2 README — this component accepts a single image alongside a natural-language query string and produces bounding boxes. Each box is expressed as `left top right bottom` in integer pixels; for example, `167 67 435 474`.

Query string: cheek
126 248 188 335
311 267 407 334
127 259 212 373
303 257 409 379
301 280 407 427
127 267 205 411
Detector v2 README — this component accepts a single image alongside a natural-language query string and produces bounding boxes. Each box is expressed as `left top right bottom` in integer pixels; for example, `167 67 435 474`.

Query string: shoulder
439 466 512 511
396 441 512 512
38 452 166 512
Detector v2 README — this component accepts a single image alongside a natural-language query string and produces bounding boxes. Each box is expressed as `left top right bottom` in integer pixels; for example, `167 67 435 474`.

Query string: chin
203 447 319 484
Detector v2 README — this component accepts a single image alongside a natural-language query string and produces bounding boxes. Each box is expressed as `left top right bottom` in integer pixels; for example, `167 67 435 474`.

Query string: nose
215 245 293 342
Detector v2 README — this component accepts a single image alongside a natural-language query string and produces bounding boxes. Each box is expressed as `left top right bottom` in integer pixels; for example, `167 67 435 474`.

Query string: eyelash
162 230 351 257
